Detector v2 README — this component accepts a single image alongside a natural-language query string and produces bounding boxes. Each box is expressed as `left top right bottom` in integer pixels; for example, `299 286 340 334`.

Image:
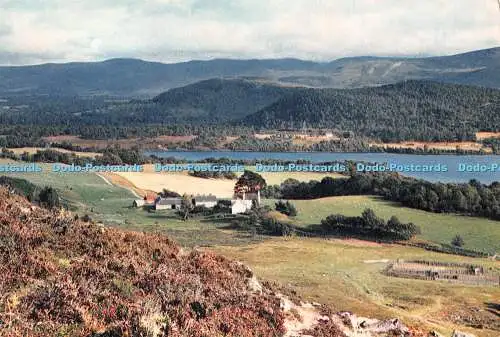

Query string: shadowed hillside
149 78 292 122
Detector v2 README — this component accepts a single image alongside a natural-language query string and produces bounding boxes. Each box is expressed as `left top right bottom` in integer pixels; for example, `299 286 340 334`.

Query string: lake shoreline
144 151 500 184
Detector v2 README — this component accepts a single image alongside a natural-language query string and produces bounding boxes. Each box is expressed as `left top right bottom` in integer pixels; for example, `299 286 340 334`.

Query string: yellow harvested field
113 165 344 198
114 171 236 197
476 131 500 140
7 147 100 158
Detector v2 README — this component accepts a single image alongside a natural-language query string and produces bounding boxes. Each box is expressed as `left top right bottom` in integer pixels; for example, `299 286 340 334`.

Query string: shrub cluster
321 208 421 241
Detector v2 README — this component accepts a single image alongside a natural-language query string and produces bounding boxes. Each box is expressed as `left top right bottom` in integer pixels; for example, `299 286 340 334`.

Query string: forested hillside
0 80 499 143
148 78 291 122
244 81 500 141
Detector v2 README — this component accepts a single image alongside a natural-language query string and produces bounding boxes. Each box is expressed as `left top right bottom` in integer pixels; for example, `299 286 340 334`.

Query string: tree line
262 174 500 220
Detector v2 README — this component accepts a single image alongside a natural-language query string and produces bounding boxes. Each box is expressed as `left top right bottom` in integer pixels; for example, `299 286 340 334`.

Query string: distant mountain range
0 47 499 97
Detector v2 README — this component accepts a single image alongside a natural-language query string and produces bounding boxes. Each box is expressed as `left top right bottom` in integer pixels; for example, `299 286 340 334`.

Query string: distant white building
155 197 182 210
192 194 217 208
133 199 146 207
231 199 253 214
133 194 157 208
233 191 261 205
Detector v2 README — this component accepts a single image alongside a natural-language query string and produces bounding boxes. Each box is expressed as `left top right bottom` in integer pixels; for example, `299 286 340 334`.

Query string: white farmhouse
192 194 217 208
155 197 182 210
231 199 253 214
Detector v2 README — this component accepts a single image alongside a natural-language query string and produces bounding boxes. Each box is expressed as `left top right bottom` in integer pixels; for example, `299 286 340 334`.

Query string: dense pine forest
244 81 500 141
0 79 499 147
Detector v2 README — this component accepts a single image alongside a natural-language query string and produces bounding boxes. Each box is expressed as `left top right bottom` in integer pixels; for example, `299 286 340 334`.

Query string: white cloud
0 0 499 65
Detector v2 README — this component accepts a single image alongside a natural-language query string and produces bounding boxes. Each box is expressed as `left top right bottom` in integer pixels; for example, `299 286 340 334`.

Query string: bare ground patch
476 132 500 140
7 147 100 158
371 141 490 152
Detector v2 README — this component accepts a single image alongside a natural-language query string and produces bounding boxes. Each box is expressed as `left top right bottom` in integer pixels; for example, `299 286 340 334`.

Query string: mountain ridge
0 47 499 97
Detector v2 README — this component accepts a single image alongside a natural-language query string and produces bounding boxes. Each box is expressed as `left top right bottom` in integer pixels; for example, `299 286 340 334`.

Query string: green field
264 196 500 253
2 160 499 252
1 165 257 246
216 238 500 337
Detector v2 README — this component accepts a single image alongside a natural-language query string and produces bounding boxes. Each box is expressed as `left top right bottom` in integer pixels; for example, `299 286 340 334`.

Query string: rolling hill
0 186 421 336
0 47 499 97
149 78 293 122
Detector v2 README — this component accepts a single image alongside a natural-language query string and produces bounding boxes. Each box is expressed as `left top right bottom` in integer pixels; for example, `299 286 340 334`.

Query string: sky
0 0 499 65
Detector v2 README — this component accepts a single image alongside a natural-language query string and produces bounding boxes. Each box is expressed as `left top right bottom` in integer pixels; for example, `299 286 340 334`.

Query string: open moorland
1 163 499 336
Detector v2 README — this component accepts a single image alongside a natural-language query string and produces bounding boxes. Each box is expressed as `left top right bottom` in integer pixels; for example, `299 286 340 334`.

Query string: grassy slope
264 196 500 253
2 158 497 251
0 163 257 247
0 188 287 337
215 238 500 337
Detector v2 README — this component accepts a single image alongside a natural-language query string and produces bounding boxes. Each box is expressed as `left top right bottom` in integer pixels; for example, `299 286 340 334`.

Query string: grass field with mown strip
264 196 500 253
214 238 500 337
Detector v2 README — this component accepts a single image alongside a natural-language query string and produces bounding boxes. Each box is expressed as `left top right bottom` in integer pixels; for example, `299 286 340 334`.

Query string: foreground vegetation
0 188 290 337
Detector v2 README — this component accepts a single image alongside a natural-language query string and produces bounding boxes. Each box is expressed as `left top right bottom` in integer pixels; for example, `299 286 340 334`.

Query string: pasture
264 196 500 253
0 165 257 246
215 238 500 337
